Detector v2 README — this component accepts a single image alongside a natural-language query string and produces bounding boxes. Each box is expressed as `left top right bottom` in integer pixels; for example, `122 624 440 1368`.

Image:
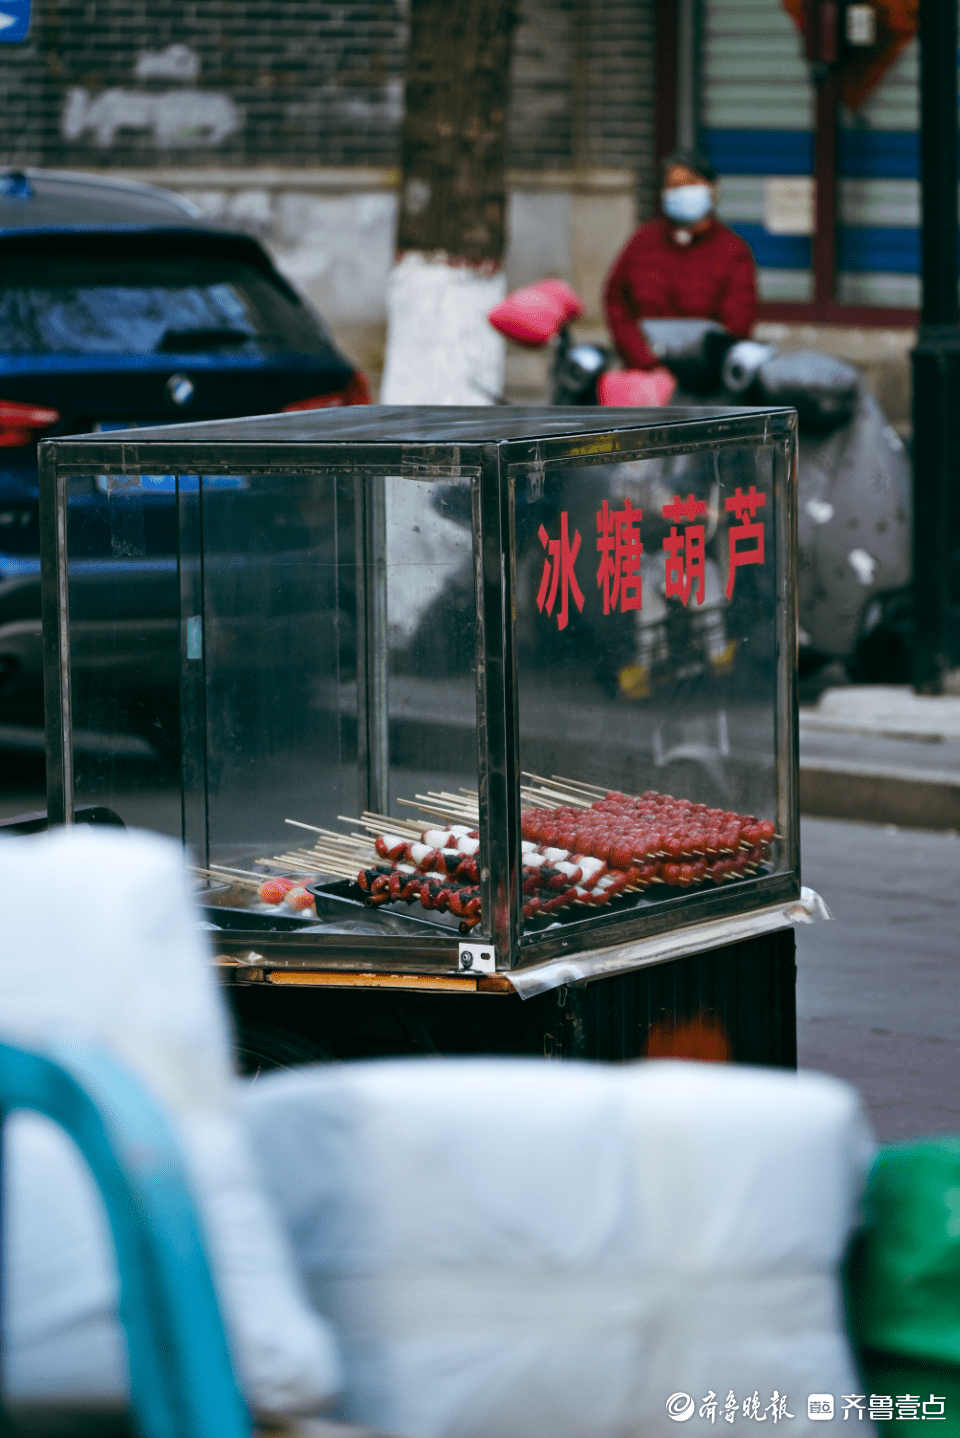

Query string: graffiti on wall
62 44 242 147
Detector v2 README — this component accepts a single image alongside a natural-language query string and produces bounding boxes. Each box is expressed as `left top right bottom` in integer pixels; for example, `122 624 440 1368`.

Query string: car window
0 251 329 356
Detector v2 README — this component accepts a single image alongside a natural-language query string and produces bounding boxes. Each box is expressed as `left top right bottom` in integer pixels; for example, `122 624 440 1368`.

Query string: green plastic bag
847 1139 960 1430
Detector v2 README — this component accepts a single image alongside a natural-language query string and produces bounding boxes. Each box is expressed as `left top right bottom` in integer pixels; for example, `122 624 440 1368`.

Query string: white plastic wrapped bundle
241 1057 873 1438
0 826 341 1417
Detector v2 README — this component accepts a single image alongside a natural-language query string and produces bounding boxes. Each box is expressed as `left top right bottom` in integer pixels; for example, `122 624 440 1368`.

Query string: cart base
225 927 797 1072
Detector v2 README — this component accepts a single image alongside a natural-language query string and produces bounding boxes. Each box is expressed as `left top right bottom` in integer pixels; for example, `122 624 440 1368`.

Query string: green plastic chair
847 1139 960 1434
0 1038 251 1438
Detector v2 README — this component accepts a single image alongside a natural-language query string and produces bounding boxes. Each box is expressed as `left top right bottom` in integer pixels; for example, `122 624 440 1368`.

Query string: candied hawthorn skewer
353 785 777 929
520 792 776 874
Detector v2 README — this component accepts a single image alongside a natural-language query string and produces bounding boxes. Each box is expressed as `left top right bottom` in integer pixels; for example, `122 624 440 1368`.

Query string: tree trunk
380 0 517 405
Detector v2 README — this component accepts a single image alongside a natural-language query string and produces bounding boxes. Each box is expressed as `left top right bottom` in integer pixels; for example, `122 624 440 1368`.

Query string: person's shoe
618 663 651 700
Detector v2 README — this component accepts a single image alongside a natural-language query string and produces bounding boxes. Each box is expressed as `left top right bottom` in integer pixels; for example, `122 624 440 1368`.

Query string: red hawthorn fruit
285 886 316 911
258 878 293 905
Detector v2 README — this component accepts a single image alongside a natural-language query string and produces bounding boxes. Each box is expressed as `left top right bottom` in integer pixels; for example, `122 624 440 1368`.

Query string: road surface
798 814 960 1142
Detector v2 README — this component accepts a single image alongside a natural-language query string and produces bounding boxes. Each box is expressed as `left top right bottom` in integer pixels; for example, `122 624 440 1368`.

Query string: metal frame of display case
39 406 800 986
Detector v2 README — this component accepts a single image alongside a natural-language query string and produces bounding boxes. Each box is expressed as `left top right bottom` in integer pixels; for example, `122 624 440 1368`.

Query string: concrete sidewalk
800 685 960 829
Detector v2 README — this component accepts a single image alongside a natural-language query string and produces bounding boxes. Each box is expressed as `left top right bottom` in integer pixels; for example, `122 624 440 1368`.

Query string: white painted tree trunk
379 250 506 405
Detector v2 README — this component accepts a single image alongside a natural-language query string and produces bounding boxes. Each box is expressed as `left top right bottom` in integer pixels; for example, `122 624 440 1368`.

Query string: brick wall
509 0 657 214
0 0 655 193
0 0 407 168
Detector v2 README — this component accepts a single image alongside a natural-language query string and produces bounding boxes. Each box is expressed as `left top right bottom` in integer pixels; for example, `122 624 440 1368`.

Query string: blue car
0 167 370 741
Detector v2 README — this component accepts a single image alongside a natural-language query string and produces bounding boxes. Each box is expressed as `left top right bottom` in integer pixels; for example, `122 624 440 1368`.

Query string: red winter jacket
603 216 758 370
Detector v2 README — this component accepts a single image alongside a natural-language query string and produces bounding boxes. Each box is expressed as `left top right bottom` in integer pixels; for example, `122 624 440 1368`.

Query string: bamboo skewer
264 851 366 871
270 856 356 878
193 865 264 891
357 812 424 832
286 819 374 847
521 784 590 808
520 787 582 808
396 798 476 823
420 793 479 816
290 820 374 849
339 813 440 842
205 863 263 880
548 773 609 796
520 773 595 808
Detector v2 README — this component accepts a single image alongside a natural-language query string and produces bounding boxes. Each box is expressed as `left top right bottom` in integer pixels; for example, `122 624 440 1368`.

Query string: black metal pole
912 0 960 691
919 0 959 326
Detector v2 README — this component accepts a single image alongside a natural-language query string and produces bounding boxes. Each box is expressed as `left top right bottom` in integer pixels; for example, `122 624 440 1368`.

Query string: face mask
662 184 713 225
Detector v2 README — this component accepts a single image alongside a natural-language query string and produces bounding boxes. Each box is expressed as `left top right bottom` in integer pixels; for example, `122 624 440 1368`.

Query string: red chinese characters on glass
536 512 585 630
662 493 707 607
724 485 767 599
596 497 643 614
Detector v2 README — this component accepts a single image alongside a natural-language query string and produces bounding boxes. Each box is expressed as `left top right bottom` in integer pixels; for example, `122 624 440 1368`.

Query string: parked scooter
488 280 913 683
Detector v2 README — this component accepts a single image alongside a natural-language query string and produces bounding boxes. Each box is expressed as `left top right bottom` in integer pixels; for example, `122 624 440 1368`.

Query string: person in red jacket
604 148 758 371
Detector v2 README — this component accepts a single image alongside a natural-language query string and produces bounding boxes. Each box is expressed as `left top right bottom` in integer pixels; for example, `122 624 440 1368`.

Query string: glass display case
40 405 800 980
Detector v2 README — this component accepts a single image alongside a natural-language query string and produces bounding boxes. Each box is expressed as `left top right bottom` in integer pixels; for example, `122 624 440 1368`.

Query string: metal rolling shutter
837 39 920 308
701 0 815 301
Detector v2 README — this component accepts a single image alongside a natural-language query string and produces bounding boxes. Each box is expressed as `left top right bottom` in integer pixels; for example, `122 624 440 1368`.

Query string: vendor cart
39 405 807 1068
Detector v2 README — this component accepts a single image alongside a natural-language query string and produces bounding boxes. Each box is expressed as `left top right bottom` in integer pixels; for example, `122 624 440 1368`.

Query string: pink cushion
598 367 677 407
487 280 586 347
